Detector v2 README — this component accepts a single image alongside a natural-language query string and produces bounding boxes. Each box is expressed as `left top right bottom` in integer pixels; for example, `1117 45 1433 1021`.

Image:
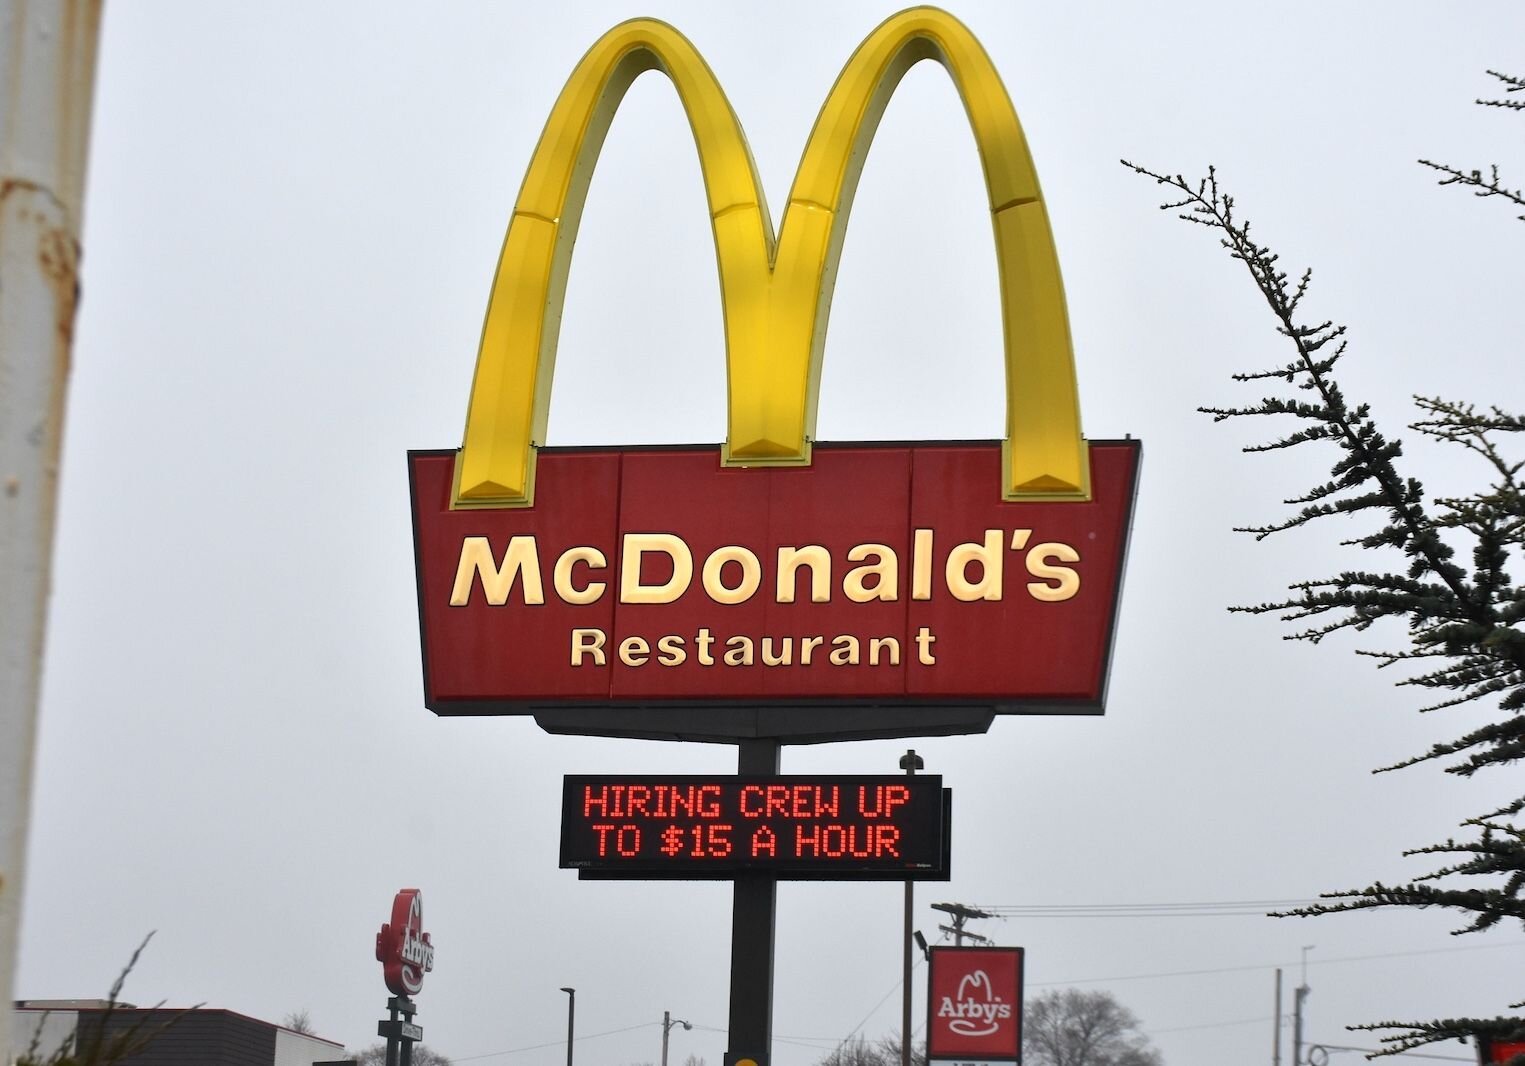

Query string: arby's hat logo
944 970 1011 1036
376 888 434 997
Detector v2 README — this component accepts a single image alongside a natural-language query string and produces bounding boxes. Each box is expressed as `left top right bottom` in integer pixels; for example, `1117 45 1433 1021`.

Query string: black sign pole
379 997 419 1066
726 737 779 1066
382 1000 399 1066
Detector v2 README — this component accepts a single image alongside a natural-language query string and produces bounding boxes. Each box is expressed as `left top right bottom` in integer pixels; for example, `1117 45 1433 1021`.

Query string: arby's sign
927 946 1024 1065
376 888 435 997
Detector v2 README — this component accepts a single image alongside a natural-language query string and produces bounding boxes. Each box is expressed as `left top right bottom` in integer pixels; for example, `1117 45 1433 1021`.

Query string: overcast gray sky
18 4 1525 1066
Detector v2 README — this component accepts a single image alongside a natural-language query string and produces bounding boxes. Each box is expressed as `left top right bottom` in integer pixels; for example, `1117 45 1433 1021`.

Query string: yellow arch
454 7 1088 508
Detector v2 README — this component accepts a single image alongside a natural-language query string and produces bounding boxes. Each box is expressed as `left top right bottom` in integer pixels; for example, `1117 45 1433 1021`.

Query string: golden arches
454 7 1088 508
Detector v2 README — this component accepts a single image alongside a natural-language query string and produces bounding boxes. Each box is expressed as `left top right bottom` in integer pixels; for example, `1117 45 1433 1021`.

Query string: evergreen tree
1124 69 1524 1058
814 1032 925 1066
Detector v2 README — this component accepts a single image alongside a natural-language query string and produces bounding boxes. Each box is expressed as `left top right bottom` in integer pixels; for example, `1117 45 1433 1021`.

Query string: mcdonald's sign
408 8 1141 741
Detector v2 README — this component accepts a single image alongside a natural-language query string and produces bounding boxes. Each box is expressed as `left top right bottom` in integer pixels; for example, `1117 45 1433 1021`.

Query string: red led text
560 775 948 879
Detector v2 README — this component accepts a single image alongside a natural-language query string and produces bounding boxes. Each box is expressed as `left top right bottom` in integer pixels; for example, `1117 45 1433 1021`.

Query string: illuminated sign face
412 442 1137 729
927 947 1023 1064
375 888 434 997
559 775 948 879
408 9 1141 739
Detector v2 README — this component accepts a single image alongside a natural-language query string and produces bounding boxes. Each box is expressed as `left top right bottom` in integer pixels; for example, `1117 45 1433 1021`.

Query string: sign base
533 705 995 744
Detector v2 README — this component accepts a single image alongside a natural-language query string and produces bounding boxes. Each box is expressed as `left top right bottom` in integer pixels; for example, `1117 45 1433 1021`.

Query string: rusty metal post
0 0 103 1053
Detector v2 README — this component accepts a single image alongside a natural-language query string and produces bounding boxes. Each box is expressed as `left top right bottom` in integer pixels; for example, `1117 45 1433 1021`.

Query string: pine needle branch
1122 67 1524 1052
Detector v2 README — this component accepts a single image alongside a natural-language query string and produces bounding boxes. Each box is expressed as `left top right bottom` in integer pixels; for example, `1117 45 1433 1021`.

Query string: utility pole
1273 969 1282 1066
900 749 923 1066
931 902 993 946
0 5 103 1059
1292 983 1308 1066
662 1011 691 1066
560 987 575 1066
1292 947 1313 1066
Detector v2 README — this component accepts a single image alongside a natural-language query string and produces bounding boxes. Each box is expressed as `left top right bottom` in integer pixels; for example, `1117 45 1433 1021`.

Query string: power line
1146 1015 1270 1035
454 1022 658 1062
816 928 950 1064
1031 938 1525 988
1307 1044 1473 1063
773 1036 854 1051
452 939 1521 1063
821 936 1519 1053
981 898 1322 917
986 898 1318 908
841 942 929 1038
1139 1020 1475 1063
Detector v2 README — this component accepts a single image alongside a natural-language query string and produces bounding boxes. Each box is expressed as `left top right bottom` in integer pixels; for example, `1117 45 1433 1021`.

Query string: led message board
559 775 949 880
407 7 1143 743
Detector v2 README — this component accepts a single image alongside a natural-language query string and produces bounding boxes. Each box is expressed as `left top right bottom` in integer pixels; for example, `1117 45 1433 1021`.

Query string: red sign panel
409 441 1138 729
1481 1040 1525 1065
927 947 1024 1063
559 775 949 879
375 889 434 997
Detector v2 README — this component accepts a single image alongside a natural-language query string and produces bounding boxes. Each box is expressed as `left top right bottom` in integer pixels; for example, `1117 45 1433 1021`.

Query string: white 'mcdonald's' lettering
450 529 1080 607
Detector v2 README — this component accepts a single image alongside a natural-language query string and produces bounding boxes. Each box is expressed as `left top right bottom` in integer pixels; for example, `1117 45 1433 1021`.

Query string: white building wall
8 1010 79 1065
273 1027 348 1066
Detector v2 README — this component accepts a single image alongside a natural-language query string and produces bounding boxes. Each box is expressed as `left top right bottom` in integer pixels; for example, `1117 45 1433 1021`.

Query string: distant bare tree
873 1034 925 1066
816 1035 881 1066
815 1033 925 1066
682 1054 707 1066
282 1010 315 1035
1024 989 1161 1066
350 1043 451 1066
